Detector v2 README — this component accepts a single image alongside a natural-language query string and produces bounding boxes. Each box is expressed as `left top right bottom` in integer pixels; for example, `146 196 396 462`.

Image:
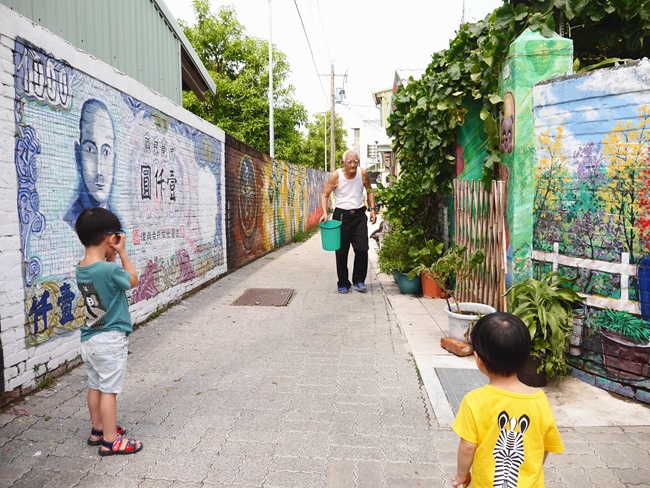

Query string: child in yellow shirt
451 312 564 487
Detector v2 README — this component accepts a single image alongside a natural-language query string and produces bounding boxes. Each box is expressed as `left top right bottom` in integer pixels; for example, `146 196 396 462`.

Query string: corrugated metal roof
0 0 215 103
153 0 216 98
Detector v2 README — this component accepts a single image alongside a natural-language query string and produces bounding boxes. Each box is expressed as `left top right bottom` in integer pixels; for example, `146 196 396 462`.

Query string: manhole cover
232 288 295 306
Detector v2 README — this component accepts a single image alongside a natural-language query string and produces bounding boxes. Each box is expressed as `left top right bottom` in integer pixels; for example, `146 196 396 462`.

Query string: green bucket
320 220 341 251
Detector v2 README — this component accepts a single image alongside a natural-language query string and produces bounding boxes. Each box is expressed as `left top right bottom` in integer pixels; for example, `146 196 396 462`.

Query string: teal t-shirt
76 261 133 341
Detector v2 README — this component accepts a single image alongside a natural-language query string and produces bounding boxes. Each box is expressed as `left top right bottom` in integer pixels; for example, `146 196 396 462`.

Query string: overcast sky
163 0 504 127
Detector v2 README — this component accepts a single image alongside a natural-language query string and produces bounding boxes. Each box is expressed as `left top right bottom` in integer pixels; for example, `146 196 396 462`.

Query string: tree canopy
302 112 346 170
180 0 307 163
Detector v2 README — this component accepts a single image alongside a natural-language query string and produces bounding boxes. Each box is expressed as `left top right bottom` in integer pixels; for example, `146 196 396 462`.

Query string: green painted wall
498 29 573 285
456 99 488 180
1 0 182 103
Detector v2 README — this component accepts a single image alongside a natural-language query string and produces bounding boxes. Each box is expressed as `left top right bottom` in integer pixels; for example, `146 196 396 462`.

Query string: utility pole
319 63 346 173
268 0 274 158
324 114 327 172
330 63 335 173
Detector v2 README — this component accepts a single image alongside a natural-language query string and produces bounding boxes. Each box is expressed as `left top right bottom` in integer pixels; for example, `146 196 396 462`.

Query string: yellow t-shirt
452 384 564 488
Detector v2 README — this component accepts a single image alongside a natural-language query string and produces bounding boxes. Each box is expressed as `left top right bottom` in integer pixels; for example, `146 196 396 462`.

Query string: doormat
232 288 295 307
435 368 488 415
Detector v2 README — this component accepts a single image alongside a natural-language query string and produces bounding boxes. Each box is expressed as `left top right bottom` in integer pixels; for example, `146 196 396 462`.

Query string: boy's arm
111 234 139 288
453 438 477 487
118 250 139 288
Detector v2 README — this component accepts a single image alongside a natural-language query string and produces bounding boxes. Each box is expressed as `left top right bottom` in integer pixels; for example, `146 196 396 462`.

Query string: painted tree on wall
639 139 650 251
566 142 623 260
598 105 650 263
534 126 572 250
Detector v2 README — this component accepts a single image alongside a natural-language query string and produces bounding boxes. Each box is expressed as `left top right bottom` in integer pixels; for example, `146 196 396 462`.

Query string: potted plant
506 271 585 386
427 244 493 342
376 222 420 293
377 221 409 279
591 309 650 380
407 240 445 298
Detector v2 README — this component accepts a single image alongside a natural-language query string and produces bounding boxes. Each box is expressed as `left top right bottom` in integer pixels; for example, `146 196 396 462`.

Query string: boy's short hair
471 312 531 376
75 207 122 247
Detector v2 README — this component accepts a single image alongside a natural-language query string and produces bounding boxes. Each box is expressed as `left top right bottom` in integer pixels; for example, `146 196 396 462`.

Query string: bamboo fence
453 179 507 311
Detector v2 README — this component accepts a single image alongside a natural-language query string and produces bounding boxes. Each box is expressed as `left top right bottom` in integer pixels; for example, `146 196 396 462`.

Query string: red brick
441 337 473 357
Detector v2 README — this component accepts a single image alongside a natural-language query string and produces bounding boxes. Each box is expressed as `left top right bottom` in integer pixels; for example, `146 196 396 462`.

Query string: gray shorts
80 330 128 394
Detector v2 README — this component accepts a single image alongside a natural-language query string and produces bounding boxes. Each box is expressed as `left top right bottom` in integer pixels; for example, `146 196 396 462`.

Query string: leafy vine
379 0 649 240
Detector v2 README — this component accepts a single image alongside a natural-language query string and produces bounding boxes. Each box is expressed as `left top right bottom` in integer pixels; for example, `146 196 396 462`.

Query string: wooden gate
453 179 507 311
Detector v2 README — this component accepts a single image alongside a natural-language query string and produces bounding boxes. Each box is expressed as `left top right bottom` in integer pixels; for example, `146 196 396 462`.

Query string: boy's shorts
80 330 128 394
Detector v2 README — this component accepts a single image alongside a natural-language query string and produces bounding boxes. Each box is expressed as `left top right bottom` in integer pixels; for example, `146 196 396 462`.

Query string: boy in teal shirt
75 207 143 456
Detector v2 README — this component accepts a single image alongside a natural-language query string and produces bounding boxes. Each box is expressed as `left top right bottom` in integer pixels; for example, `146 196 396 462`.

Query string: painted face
77 106 115 204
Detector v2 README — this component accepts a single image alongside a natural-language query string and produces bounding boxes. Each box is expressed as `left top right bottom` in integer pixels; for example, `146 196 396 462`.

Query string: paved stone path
1 234 650 487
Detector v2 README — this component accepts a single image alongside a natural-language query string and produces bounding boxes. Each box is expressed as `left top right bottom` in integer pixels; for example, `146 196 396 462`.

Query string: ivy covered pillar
498 28 573 286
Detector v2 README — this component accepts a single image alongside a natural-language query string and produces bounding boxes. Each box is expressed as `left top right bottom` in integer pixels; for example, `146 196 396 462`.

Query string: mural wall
225 135 327 271
14 37 226 350
0 12 326 399
532 60 650 403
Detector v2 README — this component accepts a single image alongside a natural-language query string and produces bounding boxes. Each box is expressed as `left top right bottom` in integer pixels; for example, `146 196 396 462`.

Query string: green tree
302 112 346 170
180 0 306 162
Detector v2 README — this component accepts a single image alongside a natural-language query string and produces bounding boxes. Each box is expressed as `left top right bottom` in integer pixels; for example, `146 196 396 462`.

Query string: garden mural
532 61 650 402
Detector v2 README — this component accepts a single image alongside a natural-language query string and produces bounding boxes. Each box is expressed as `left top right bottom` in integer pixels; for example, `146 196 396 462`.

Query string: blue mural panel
13 38 226 346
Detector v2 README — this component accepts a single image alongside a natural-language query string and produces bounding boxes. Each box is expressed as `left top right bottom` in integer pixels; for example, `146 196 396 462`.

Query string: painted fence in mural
532 61 650 402
0 13 326 398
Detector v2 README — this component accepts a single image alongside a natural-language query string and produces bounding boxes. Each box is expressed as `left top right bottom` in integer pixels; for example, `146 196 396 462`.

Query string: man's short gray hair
342 149 359 162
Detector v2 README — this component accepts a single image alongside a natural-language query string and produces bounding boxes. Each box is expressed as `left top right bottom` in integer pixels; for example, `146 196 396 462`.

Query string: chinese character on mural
57 283 76 325
155 168 165 198
29 290 53 334
141 165 151 200
169 169 176 201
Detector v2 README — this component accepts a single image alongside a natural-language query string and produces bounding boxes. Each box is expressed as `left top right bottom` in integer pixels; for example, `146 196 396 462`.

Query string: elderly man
320 149 377 294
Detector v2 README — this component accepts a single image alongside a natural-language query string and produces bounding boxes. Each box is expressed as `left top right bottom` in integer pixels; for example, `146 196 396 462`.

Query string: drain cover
232 288 295 306
435 368 488 414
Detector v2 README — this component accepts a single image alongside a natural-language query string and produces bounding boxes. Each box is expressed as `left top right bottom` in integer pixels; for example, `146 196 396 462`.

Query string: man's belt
336 206 366 215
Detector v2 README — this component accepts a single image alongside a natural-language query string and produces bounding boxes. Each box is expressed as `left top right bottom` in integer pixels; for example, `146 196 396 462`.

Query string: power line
314 0 331 62
340 103 383 129
292 0 329 104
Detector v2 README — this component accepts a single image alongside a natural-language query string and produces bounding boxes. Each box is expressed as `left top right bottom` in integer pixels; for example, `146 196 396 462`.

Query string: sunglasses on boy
107 229 125 235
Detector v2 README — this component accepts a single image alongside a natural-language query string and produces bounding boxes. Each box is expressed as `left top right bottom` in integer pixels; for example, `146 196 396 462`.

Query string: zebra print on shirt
492 411 529 487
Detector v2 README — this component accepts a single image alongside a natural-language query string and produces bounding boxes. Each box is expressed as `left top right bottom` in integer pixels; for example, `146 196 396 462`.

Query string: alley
1 235 649 487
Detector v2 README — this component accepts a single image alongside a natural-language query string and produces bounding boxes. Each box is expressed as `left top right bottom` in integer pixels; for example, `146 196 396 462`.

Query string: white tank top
334 168 365 210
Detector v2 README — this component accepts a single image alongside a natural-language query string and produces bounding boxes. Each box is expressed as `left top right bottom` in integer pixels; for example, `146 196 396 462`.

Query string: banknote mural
14 38 226 346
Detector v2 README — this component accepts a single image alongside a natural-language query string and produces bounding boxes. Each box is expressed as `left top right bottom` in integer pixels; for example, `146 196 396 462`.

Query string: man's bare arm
320 171 339 222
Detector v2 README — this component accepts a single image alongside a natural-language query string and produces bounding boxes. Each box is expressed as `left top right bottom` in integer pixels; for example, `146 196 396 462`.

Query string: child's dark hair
470 312 531 376
75 208 121 247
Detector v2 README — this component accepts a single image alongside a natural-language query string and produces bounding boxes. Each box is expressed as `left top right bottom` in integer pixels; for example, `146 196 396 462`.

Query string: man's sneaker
338 287 350 294
353 283 368 293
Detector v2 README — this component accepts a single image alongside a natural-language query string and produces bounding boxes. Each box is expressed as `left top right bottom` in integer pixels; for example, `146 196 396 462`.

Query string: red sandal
98 435 143 456
87 425 127 446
